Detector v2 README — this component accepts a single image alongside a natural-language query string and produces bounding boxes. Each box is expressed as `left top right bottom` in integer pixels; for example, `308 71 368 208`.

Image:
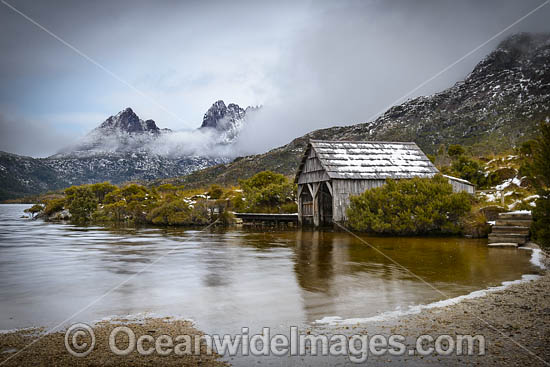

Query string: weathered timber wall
332 179 386 222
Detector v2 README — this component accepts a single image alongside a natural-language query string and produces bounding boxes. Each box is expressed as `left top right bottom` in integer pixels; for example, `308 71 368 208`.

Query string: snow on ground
495 177 523 190
507 210 532 215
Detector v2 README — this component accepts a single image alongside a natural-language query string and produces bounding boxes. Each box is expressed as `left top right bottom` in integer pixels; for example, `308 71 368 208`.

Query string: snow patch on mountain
54 100 258 159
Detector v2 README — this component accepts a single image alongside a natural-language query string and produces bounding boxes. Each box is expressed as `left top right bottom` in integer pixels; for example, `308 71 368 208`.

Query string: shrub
89 182 117 203
347 175 472 235
532 190 550 248
450 155 488 188
448 144 466 158
103 184 154 223
147 198 192 225
207 184 224 200
280 201 298 214
530 121 550 249
215 210 236 225
24 204 44 218
189 200 210 225
43 198 65 216
239 171 296 213
461 210 491 238
64 186 98 223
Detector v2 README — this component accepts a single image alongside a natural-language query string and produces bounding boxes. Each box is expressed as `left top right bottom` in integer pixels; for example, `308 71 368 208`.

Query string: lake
0 204 538 336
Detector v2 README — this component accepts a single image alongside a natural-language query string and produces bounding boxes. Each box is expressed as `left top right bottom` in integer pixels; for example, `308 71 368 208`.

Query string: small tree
448 144 466 158
24 204 44 219
65 186 98 223
89 182 117 203
207 184 224 200
530 122 550 248
43 198 65 216
450 155 487 187
239 171 296 213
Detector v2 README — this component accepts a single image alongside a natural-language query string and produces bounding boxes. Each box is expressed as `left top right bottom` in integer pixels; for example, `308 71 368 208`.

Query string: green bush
102 184 155 223
530 122 550 249
239 171 296 213
89 182 117 203
214 210 236 225
24 204 44 218
188 200 210 225
450 155 488 188
448 144 466 158
64 186 98 223
532 191 550 248
461 210 491 238
147 198 192 225
347 175 472 235
207 184 224 200
43 198 65 216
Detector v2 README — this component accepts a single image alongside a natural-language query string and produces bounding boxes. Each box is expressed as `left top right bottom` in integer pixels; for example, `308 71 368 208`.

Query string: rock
48 209 72 221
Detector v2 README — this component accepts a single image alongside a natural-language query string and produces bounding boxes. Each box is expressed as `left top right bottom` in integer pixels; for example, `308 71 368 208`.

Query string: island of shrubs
27 171 297 226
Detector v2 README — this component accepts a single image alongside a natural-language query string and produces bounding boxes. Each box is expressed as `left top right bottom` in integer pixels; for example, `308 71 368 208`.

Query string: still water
0 204 538 335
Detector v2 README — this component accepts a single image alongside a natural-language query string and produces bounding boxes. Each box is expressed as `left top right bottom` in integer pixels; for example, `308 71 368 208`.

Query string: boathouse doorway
318 182 333 226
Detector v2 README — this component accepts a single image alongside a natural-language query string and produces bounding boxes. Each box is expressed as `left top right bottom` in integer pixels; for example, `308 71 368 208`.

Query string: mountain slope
0 152 69 199
167 32 550 188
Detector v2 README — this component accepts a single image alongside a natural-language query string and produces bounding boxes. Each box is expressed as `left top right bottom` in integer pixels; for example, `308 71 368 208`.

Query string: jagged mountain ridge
0 100 251 200
55 101 252 157
200 100 261 145
201 100 245 129
166 32 550 189
99 107 164 133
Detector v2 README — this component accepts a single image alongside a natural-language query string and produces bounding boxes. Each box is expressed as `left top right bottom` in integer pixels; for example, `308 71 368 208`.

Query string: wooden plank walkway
234 213 298 225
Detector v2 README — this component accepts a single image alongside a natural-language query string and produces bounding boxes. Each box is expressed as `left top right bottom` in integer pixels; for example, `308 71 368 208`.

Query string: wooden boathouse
295 140 474 226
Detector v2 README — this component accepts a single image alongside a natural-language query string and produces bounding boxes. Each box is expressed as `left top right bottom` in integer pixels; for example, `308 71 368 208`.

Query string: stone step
490 226 530 235
494 219 532 227
498 213 532 220
488 242 519 248
488 233 528 245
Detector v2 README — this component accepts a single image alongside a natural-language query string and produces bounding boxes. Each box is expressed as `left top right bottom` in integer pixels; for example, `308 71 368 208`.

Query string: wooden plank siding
297 148 330 184
447 178 475 194
332 179 386 222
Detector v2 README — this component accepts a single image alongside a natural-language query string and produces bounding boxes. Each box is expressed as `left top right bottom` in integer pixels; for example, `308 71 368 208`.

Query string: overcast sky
1 0 549 157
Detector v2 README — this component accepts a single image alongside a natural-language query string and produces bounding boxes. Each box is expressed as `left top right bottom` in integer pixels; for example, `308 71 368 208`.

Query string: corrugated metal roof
298 140 439 180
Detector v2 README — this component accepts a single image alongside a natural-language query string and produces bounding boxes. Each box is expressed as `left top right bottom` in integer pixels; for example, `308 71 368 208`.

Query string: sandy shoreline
1 250 548 366
0 318 227 366
330 247 550 366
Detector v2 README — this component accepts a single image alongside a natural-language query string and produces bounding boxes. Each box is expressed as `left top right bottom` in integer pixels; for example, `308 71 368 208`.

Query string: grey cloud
0 113 77 157
235 0 550 154
1 0 550 157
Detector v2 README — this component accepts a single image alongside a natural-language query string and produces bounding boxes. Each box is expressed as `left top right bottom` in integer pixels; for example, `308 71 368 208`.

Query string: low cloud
0 113 77 158
233 0 550 154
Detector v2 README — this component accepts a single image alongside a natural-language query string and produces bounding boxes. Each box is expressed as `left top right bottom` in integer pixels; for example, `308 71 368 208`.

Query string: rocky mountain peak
201 100 246 129
469 32 550 77
98 107 161 134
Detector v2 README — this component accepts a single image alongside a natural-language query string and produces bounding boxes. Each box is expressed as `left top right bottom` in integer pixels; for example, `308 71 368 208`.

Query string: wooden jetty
234 213 298 226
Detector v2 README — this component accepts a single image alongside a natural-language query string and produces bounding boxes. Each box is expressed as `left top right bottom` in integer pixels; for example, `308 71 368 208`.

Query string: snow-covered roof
442 174 473 185
296 140 439 181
